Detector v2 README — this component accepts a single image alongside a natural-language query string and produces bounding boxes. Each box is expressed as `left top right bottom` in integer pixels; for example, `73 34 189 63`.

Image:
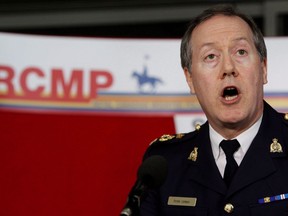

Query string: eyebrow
232 37 250 43
199 37 250 50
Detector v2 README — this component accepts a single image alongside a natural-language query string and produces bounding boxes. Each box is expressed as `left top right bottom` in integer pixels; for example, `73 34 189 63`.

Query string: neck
210 114 263 140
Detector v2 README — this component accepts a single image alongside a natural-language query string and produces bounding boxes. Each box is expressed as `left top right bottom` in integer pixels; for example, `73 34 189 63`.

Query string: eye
237 49 247 56
205 54 216 61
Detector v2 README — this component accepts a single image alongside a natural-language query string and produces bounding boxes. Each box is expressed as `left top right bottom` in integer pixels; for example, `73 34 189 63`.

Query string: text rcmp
0 65 113 102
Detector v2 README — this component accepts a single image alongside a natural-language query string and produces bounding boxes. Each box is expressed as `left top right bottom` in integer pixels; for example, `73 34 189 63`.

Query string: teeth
225 95 238 101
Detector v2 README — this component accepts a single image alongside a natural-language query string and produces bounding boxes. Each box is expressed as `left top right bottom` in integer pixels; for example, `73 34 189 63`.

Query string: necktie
220 139 240 186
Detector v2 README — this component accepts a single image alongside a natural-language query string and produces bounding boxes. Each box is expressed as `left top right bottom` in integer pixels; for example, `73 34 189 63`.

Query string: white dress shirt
209 116 263 177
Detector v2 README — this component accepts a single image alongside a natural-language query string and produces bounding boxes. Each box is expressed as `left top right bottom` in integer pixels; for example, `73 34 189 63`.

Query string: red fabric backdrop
0 110 175 215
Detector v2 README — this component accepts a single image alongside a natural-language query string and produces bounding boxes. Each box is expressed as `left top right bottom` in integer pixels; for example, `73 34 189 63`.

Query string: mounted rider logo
132 65 163 94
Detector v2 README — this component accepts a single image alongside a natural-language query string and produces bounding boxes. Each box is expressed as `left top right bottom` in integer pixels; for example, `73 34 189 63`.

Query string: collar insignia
270 138 283 153
188 147 198 161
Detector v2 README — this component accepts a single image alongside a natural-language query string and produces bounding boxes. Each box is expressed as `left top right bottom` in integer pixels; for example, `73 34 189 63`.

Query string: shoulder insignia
176 133 185 139
159 134 175 142
149 133 186 146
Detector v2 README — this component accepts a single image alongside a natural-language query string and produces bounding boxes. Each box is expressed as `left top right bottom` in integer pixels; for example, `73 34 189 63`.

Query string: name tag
168 196 197 207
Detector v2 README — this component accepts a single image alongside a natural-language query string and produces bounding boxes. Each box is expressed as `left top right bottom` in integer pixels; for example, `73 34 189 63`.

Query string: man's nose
221 56 238 78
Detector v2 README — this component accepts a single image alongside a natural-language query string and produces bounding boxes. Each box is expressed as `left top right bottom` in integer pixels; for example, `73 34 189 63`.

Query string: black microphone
120 155 168 216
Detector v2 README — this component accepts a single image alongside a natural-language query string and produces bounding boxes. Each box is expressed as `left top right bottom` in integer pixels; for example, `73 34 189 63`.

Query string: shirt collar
209 115 263 160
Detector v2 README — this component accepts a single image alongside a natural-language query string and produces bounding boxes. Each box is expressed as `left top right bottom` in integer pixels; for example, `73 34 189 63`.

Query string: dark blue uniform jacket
140 101 288 216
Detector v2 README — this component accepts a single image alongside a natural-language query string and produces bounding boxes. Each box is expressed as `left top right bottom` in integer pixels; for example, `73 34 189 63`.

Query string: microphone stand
120 182 146 216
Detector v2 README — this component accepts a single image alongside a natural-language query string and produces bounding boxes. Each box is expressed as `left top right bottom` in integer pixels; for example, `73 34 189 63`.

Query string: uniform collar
209 115 263 161
188 101 286 196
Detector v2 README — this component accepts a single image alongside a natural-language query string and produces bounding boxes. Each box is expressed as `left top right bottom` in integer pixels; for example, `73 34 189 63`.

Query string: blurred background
1 0 288 38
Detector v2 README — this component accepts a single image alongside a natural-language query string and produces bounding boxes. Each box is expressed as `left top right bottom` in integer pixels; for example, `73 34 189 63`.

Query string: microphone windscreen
137 155 168 189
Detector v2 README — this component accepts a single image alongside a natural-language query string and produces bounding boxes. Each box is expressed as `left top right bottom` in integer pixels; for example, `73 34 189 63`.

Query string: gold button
285 113 288 120
195 124 201 131
224 203 234 213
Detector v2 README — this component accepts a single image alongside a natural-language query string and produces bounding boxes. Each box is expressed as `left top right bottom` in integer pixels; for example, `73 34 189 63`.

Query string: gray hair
180 4 267 72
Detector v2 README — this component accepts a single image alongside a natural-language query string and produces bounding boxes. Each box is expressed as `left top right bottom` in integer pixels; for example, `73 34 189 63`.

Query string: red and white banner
0 32 288 216
0 32 194 115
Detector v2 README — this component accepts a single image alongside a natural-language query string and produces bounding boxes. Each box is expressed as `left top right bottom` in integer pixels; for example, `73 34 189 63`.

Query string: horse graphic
132 65 163 93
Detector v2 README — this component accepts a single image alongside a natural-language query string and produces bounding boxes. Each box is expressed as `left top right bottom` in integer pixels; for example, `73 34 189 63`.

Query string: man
139 4 288 216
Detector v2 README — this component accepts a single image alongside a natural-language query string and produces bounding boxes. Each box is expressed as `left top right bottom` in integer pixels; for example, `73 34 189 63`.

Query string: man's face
184 15 267 136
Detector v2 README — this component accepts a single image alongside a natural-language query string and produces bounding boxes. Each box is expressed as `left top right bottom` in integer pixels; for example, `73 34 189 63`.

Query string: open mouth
222 86 239 101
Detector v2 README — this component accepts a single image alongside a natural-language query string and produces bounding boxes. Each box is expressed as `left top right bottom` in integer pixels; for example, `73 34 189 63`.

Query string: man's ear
184 67 195 94
262 58 268 85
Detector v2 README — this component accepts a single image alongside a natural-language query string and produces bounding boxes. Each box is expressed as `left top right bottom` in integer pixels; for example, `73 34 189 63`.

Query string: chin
218 112 246 125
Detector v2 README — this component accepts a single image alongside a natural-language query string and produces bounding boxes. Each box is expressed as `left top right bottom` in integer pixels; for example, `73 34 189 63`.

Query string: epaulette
149 123 203 146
